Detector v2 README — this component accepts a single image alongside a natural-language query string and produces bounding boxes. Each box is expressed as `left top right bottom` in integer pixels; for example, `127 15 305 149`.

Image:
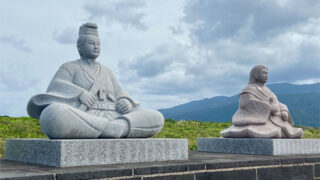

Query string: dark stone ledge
315 164 320 178
257 165 314 180
196 169 256 180
1 151 319 180
143 174 194 180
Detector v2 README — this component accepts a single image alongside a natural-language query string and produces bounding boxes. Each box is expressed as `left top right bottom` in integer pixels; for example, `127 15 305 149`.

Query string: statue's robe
27 59 164 139
221 84 303 138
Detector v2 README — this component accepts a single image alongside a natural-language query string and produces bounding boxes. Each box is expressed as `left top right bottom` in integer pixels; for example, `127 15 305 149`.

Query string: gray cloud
0 36 32 53
84 0 147 30
0 64 40 91
122 43 187 78
170 25 184 35
52 28 77 45
119 41 248 97
118 0 320 104
270 38 320 83
184 0 320 43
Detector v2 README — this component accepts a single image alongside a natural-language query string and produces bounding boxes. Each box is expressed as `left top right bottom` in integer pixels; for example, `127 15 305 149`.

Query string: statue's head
77 23 100 59
249 65 268 84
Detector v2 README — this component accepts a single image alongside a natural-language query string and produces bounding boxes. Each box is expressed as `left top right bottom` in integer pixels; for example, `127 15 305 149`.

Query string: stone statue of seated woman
27 23 164 139
221 65 303 138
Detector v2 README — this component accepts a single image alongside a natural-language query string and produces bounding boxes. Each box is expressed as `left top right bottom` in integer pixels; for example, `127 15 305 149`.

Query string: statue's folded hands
116 98 133 114
281 111 289 121
79 91 96 108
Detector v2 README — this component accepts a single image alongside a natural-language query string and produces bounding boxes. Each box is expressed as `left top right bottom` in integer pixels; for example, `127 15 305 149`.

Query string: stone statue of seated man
221 65 303 138
27 23 164 139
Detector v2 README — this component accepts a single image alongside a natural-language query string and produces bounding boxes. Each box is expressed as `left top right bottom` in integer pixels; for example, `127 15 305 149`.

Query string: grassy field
0 116 47 158
153 119 232 150
1 116 319 158
154 119 320 150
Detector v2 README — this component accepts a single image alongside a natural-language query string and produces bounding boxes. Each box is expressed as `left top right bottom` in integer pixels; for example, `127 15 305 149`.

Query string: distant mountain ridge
159 83 320 127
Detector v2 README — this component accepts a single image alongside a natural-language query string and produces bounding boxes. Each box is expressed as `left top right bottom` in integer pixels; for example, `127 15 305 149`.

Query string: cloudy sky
1 0 320 116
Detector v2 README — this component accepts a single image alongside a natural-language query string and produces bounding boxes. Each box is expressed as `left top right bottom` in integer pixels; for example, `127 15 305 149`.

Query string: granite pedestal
5 138 188 167
198 138 320 155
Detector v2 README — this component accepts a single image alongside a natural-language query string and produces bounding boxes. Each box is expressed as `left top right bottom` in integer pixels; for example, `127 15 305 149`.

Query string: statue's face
82 35 100 59
255 68 268 84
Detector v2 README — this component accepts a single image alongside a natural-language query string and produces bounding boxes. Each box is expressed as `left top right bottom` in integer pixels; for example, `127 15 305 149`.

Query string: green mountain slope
159 83 320 127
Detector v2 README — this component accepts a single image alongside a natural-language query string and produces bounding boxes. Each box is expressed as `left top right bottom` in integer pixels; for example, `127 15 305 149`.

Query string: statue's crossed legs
40 103 164 139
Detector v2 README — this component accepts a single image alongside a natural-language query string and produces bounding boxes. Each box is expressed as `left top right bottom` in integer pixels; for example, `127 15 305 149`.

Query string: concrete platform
5 138 188 167
198 138 320 155
1 151 320 180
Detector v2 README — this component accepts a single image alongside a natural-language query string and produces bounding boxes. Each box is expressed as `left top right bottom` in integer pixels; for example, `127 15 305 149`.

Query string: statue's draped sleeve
232 85 272 126
27 63 85 119
232 84 294 126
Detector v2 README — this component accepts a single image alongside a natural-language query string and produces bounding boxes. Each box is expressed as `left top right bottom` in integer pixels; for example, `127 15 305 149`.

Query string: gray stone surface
144 174 194 180
196 169 257 180
27 22 164 139
0 169 54 180
5 138 188 167
257 165 314 180
198 138 320 155
315 164 320 177
221 65 303 138
1 151 320 180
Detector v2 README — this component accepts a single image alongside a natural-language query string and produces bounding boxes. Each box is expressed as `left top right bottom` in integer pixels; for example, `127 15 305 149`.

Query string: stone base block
5 138 188 167
197 138 320 155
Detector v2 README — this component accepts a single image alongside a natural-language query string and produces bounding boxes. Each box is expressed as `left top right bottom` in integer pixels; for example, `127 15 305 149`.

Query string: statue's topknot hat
79 23 98 36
